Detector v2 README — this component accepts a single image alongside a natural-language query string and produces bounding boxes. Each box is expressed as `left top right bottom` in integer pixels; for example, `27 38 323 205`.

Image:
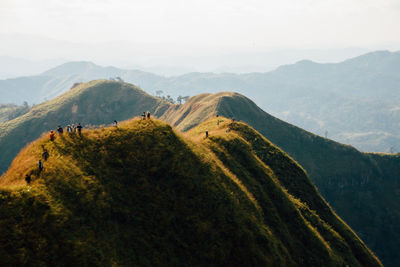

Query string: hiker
142 112 146 120
42 149 49 161
49 130 55 141
67 125 73 133
38 159 44 173
147 112 151 120
76 123 83 135
113 120 118 127
72 124 76 132
57 125 63 134
25 174 31 185
206 130 209 138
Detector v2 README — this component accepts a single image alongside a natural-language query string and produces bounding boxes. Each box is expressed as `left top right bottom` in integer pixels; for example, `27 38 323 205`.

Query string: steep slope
0 103 30 123
0 118 381 266
0 80 170 174
162 92 400 267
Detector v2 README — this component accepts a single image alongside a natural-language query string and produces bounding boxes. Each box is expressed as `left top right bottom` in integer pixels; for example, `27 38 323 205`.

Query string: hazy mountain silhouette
1 51 400 152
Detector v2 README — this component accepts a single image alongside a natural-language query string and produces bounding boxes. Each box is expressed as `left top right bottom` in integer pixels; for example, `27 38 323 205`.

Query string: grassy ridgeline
0 80 170 175
162 92 400 267
0 118 381 266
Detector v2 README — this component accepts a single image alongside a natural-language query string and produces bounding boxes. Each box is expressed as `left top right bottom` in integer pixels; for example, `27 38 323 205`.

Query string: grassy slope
0 104 30 123
162 92 400 267
0 80 170 174
0 118 381 266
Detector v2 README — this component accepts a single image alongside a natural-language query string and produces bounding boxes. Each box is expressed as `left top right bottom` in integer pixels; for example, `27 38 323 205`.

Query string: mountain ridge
162 91 400 267
2 50 400 152
0 80 170 173
0 117 382 266
0 80 399 266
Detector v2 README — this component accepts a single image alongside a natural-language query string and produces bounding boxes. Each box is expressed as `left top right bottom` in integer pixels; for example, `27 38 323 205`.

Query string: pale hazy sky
1 0 400 73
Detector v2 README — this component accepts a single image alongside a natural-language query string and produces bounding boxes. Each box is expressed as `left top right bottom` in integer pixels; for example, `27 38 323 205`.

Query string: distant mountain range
1 50 400 152
0 80 399 266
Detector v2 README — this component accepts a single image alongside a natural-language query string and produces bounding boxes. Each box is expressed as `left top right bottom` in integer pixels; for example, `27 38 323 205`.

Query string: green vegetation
0 80 397 266
0 80 170 174
0 102 30 123
0 118 381 266
162 92 400 267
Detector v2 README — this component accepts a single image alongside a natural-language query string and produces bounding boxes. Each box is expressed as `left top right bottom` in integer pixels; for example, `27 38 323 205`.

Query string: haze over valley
1 0 400 266
2 50 400 153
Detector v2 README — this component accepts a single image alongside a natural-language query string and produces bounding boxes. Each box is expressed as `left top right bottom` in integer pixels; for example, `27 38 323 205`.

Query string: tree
177 96 182 105
70 83 81 90
166 95 174 104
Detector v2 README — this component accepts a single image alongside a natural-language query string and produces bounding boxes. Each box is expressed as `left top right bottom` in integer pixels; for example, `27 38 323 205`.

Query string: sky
1 0 400 74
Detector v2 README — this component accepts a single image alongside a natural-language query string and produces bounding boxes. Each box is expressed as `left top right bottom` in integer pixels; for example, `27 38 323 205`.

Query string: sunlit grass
0 117 382 266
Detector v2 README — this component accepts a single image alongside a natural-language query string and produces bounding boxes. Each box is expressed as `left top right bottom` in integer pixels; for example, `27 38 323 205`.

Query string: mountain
2 51 400 152
0 117 381 266
161 92 400 267
156 51 400 152
0 103 30 123
0 80 170 175
0 61 163 105
0 80 399 265
0 56 64 79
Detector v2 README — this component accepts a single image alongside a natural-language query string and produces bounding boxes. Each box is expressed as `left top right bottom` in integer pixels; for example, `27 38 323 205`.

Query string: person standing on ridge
42 149 49 161
67 125 73 133
206 130 209 138
38 159 44 174
113 120 118 127
57 125 63 135
76 123 83 135
147 112 151 120
49 130 55 141
25 174 31 185
142 112 146 120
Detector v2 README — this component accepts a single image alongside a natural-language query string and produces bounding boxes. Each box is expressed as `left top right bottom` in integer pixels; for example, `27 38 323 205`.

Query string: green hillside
0 80 397 265
0 80 170 174
162 92 400 267
0 103 30 123
0 118 381 266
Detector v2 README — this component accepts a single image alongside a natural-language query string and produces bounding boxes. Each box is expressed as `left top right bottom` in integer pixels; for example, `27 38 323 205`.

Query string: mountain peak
40 61 100 76
0 117 382 266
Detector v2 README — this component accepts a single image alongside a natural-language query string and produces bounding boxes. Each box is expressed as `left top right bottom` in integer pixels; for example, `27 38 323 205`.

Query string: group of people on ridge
50 123 83 141
25 113 154 185
142 111 151 120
